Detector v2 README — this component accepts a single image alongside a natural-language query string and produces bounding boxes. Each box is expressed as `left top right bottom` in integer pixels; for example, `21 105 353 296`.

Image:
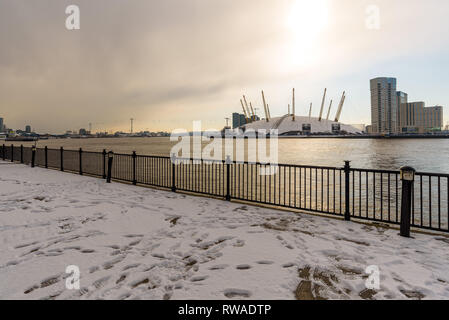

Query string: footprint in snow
208 264 229 271
224 289 252 298
190 275 208 282
92 276 110 289
236 264 252 270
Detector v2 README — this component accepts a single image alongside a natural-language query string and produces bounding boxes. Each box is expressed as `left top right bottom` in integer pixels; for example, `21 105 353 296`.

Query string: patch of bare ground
359 289 377 300
166 216 181 226
295 265 375 300
261 217 297 231
400 289 425 300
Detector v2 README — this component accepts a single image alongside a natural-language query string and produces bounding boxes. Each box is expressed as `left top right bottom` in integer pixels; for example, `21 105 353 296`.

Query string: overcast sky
1 0 449 133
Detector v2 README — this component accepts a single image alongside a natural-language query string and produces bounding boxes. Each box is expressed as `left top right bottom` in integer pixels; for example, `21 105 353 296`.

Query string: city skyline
369 77 444 134
1 0 449 133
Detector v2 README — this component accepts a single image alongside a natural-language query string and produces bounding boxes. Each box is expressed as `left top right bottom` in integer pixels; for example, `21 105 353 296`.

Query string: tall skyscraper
0 117 3 132
25 125 31 133
370 77 398 134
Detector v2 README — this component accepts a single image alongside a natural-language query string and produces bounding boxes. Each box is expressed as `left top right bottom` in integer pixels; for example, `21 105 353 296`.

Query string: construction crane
334 91 346 123
292 88 296 121
240 99 250 123
262 90 269 122
326 100 333 121
318 88 327 121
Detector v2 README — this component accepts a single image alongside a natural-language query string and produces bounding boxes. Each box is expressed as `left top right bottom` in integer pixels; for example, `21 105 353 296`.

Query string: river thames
13 137 449 173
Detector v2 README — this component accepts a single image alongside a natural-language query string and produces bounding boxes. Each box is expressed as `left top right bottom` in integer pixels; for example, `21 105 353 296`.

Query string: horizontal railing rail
1 144 448 234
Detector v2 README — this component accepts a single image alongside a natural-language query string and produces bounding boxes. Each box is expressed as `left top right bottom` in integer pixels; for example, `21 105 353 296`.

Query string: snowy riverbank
1 161 448 300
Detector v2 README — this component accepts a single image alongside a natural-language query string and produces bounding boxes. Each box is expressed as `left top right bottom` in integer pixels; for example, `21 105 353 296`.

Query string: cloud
1 0 448 132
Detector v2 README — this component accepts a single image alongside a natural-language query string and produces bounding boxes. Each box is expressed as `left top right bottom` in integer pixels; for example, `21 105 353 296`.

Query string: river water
14 137 449 173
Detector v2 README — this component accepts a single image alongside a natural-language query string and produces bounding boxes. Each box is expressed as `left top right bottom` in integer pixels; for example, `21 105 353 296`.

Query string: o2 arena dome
243 115 362 135
237 89 363 136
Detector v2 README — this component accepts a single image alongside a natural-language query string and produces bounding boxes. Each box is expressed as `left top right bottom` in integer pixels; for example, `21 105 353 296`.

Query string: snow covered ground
1 161 448 300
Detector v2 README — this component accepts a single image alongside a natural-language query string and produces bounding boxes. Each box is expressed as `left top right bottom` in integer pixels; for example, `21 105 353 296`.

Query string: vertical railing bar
315 168 318 210
429 176 432 228
373 173 376 219
321 169 324 211
438 176 441 230
264 164 268 203
387 173 391 222
420 175 423 226
294 167 297 208
274 166 277 205
289 167 292 207
366 172 368 218
284 166 287 206
352 171 355 215
339 170 342 214
359 171 362 217
332 169 337 213
380 172 383 220
327 169 330 212
246 162 249 200
309 168 312 210
396 173 399 222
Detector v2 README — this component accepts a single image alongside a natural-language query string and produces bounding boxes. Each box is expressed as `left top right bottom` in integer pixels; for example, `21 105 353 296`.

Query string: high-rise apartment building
396 91 408 130
0 117 4 132
370 77 398 134
232 113 247 129
371 77 444 134
398 102 443 133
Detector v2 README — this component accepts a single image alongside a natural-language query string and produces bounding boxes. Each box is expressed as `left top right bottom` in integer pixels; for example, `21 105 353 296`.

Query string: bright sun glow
287 0 329 42
283 0 330 68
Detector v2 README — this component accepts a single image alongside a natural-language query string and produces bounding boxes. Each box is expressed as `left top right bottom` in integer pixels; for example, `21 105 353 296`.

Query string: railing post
2 144 5 161
20 145 24 163
60 147 64 171
102 149 107 179
171 153 176 192
400 166 416 238
45 146 48 168
79 148 83 175
11 145 14 162
106 151 113 183
226 155 231 201
31 145 36 168
132 151 137 185
344 160 351 221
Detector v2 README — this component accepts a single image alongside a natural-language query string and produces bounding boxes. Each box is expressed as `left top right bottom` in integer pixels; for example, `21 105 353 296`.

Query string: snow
1 161 448 300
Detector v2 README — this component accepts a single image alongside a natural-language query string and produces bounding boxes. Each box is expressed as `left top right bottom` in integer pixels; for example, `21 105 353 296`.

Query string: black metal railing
1 144 448 233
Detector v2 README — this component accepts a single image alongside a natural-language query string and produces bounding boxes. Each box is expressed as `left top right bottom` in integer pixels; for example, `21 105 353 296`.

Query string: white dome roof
243 115 362 135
